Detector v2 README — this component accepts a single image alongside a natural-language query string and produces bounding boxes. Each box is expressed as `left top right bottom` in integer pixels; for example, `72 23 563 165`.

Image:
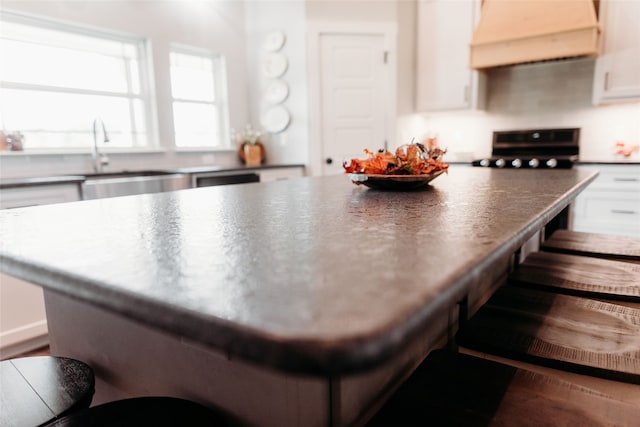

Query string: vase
243 143 263 167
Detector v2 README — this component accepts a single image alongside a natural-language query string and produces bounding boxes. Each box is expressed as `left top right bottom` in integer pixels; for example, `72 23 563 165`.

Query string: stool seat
43 396 228 426
456 286 640 384
541 230 640 263
0 356 94 427
510 251 640 302
368 350 639 426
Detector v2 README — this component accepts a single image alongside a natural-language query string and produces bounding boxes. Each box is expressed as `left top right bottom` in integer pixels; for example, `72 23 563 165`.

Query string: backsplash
399 58 640 162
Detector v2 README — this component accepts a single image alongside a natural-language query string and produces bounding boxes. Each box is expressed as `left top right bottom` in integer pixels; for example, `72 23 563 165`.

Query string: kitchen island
0 168 597 426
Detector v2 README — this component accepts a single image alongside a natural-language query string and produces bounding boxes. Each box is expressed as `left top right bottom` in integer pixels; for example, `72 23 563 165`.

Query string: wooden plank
542 230 640 263
0 356 94 427
456 286 640 384
471 28 599 69
0 360 56 427
12 356 94 418
472 0 599 44
470 0 600 68
510 251 640 301
368 350 639 426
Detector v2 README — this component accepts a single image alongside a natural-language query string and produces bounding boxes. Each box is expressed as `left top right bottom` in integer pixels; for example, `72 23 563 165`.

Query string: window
170 46 230 149
0 11 153 150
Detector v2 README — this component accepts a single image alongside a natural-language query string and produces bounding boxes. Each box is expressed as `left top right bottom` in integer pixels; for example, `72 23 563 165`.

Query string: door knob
325 158 333 165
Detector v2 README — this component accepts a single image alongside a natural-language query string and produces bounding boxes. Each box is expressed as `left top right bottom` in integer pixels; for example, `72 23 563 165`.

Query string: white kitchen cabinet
572 164 640 237
592 0 640 104
416 0 486 111
258 166 305 182
0 183 81 209
0 182 81 358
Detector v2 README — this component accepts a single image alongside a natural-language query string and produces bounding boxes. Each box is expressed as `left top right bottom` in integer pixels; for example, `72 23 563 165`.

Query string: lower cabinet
257 166 305 182
572 164 640 237
0 182 81 358
192 166 305 187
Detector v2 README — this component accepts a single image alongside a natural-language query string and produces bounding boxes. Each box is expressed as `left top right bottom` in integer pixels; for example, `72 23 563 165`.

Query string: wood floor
14 345 50 358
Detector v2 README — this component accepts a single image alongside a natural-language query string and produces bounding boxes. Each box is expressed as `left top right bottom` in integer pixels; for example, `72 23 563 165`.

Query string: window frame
169 43 231 151
0 9 159 154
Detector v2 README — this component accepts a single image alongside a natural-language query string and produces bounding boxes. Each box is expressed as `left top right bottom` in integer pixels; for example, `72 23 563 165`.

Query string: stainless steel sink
81 171 191 200
82 170 176 180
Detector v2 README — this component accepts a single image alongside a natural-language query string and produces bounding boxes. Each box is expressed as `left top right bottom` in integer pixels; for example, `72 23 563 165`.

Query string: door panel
319 34 387 175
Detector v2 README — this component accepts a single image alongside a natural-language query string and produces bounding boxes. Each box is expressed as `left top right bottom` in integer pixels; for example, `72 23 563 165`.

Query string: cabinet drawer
0 184 81 209
573 192 640 236
588 173 640 191
259 167 304 182
575 193 640 218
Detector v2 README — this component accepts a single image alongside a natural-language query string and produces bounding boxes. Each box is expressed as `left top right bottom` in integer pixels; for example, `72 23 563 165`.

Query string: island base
43 289 455 427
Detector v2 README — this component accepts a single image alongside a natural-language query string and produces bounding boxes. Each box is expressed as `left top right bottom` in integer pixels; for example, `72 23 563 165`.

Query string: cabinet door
592 0 640 104
572 165 640 237
0 184 81 209
259 167 304 182
0 183 80 357
416 0 485 111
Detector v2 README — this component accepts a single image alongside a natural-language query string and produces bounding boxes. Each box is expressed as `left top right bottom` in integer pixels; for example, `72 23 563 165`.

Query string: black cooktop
473 128 580 169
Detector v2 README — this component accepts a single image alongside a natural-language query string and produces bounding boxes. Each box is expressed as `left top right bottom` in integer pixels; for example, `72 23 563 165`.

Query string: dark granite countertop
0 164 305 189
576 160 640 165
0 168 597 375
164 163 305 175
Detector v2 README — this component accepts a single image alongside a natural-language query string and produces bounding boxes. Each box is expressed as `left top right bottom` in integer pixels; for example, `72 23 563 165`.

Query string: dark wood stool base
43 396 228 426
0 356 94 427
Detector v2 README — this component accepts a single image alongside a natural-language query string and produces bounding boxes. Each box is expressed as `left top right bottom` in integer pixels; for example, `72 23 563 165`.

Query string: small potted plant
233 124 265 167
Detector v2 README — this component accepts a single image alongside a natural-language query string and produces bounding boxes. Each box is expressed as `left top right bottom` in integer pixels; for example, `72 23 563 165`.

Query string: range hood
470 0 600 69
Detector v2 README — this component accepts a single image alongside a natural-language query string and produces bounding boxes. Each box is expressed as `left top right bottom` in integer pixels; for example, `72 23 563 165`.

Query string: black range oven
472 128 580 169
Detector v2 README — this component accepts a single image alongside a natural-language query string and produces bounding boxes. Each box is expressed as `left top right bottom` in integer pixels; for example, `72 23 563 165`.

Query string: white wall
1 0 252 178
2 0 639 179
398 58 640 162
244 0 309 166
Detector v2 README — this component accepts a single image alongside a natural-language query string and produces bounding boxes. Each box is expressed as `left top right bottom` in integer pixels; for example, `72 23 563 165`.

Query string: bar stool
0 356 94 427
456 286 640 384
541 229 640 263
509 251 640 302
42 396 229 426
367 350 639 426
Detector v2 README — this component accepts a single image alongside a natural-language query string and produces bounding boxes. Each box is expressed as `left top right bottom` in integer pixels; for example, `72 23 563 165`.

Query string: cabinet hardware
464 85 469 103
604 72 609 91
613 177 639 182
611 209 637 215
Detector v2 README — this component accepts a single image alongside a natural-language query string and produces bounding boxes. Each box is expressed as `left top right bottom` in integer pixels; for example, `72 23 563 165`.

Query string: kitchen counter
164 163 305 175
0 164 305 189
577 160 640 165
0 175 86 189
0 168 598 425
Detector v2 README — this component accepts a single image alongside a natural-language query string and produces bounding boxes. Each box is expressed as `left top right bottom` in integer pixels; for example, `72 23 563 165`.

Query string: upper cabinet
592 0 640 104
416 0 486 111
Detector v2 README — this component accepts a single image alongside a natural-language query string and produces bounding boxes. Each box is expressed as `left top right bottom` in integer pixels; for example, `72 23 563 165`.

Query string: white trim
0 148 167 156
0 9 159 150
306 22 397 177
0 320 48 350
169 44 232 150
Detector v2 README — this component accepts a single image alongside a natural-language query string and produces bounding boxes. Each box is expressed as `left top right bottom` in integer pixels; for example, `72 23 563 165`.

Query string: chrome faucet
92 118 110 173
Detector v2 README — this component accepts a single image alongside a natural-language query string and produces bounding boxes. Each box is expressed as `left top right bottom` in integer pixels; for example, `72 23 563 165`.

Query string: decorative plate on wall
261 105 291 133
262 52 288 78
264 79 289 104
264 31 286 52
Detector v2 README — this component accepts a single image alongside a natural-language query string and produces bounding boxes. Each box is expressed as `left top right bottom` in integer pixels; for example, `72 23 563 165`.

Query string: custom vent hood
470 0 600 69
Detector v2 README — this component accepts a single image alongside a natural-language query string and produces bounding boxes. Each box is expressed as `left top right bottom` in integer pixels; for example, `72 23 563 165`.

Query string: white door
319 33 389 175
